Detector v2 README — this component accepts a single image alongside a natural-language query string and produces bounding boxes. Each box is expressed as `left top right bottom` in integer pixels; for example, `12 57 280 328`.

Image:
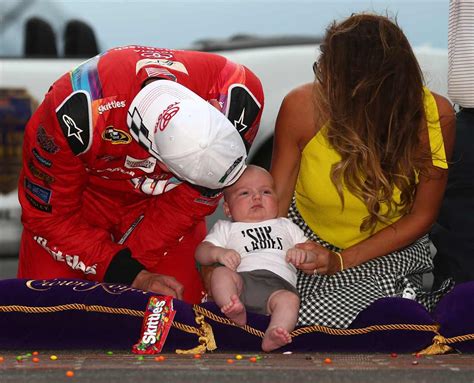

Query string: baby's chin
238 212 278 223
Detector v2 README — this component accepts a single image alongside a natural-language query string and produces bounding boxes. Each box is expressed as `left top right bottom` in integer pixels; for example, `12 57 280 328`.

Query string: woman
270 13 455 328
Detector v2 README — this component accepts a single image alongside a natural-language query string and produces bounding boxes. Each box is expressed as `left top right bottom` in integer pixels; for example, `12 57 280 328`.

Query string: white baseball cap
127 80 247 189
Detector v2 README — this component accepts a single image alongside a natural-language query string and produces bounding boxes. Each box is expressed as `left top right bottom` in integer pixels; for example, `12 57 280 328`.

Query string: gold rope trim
0 304 144 317
0 303 202 337
445 333 474 344
194 305 440 338
291 323 439 337
171 320 202 336
194 305 265 338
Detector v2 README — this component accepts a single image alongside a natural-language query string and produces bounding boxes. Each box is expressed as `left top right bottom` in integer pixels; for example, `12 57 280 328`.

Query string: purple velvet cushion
0 278 197 350
432 281 474 353
200 297 437 353
0 278 438 353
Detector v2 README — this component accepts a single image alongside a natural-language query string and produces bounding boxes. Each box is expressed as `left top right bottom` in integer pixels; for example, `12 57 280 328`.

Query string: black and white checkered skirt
288 198 453 328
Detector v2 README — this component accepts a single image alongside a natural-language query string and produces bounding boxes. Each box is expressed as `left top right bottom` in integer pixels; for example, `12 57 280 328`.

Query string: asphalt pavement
1 350 474 383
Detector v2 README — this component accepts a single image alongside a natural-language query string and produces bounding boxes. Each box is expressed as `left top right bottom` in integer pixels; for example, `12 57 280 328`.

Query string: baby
195 165 314 351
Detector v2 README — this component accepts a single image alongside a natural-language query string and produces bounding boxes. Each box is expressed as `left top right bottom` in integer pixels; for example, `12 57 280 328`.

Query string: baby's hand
286 247 307 267
217 250 241 271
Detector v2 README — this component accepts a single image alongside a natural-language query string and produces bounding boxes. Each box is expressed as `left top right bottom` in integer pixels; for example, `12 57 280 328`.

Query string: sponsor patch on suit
28 161 55 184
56 91 92 155
124 155 156 173
102 126 132 145
36 126 59 154
32 148 52 167
25 192 52 213
25 178 52 203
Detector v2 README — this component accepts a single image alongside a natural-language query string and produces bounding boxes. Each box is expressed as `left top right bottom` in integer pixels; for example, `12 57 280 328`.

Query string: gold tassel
175 342 207 355
196 315 217 351
417 335 453 355
175 314 217 354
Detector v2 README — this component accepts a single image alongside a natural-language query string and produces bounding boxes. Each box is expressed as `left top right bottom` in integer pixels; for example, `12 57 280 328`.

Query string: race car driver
17 45 264 303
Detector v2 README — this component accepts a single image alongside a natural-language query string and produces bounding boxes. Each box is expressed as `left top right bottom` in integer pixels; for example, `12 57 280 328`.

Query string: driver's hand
131 270 184 300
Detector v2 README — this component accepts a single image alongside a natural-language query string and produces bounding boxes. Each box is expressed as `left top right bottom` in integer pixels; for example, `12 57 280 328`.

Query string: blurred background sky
0 0 449 57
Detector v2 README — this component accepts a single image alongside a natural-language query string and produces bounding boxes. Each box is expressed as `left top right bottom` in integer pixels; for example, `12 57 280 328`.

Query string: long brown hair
314 13 429 233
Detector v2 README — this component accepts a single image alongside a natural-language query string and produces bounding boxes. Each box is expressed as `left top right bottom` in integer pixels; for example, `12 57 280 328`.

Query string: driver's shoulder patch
56 91 92 155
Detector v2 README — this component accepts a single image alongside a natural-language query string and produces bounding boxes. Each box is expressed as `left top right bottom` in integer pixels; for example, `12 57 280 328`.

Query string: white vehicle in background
0 36 449 256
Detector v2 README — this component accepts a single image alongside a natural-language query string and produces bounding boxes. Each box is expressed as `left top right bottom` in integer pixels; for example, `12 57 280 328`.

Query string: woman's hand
295 241 343 275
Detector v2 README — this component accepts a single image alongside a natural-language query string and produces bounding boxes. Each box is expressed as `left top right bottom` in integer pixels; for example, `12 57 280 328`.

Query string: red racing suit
17 46 264 303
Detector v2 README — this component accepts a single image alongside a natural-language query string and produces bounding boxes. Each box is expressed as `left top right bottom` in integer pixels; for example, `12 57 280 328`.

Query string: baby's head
223 165 278 223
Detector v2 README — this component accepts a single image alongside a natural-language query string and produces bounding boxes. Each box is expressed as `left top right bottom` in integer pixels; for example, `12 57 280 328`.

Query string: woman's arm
294 93 455 274
270 83 317 216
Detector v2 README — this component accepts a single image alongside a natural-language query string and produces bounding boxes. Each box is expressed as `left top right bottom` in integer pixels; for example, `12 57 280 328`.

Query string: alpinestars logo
56 91 92 155
62 114 84 144
234 108 248 132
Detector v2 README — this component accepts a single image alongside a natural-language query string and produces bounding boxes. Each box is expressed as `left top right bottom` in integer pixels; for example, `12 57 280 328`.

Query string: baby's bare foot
221 294 247 326
262 326 292 352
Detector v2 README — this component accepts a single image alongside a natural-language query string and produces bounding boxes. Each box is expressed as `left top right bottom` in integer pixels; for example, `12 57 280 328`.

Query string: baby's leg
262 290 300 352
210 267 246 326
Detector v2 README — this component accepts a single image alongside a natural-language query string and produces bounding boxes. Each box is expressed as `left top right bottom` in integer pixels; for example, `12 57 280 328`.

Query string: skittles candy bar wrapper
132 295 176 354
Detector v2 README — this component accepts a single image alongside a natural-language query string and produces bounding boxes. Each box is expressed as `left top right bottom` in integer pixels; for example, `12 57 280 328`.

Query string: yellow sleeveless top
295 88 447 249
